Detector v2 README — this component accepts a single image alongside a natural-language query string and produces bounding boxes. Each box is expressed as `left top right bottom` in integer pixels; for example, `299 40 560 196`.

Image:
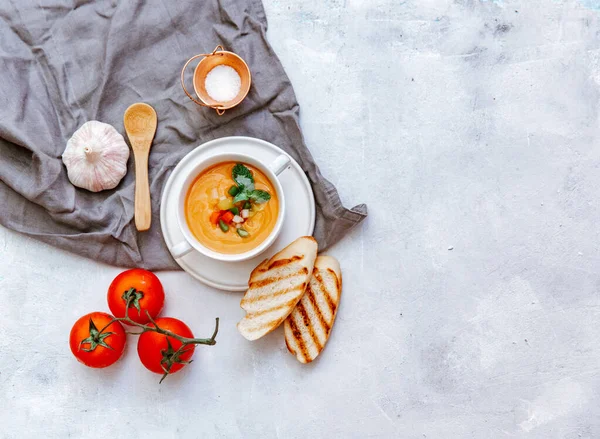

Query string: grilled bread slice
237 236 318 341
284 255 342 363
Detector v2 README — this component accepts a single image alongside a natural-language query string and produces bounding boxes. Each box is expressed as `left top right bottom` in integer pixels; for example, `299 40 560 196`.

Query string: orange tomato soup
185 162 279 254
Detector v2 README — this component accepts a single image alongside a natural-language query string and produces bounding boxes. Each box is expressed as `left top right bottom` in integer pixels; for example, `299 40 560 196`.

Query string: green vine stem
94 294 219 382
97 299 219 346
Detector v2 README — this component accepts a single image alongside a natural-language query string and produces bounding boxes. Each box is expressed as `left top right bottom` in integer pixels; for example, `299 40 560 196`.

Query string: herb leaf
250 189 271 204
232 164 255 192
233 191 250 203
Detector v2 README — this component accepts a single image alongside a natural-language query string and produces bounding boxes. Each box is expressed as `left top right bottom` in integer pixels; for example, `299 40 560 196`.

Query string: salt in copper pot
180 45 251 116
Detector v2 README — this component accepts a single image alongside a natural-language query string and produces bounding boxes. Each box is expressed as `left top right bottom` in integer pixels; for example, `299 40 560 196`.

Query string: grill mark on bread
245 302 289 318
250 315 285 334
306 286 331 333
314 272 336 314
249 259 269 279
287 317 307 362
327 268 341 292
291 313 311 361
242 283 306 305
247 295 303 322
267 255 302 270
249 268 308 289
243 316 284 335
296 302 322 351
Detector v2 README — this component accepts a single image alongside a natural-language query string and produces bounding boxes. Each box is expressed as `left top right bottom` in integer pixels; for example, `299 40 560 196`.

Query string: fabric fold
0 0 367 270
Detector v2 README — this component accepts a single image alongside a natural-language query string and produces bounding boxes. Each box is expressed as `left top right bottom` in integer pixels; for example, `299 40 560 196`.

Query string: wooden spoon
124 103 157 232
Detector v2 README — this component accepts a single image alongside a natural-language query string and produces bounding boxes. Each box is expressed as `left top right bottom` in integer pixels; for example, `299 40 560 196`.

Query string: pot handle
180 45 227 115
170 240 193 259
269 154 291 177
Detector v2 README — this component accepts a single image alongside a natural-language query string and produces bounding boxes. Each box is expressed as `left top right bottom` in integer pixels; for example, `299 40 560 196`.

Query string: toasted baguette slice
237 236 318 341
284 255 342 363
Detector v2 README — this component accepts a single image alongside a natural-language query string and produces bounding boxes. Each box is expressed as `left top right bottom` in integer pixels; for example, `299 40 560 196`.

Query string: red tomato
137 317 195 375
107 269 165 324
209 211 221 225
220 211 234 223
69 312 126 368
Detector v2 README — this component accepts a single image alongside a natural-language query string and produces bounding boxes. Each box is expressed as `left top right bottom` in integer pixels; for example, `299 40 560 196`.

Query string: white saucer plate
160 136 315 291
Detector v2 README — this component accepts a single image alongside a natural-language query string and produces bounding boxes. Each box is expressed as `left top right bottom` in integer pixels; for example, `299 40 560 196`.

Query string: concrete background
2 0 600 437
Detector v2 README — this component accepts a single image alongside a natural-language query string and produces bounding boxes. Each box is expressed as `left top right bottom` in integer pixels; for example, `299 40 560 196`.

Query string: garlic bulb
63 121 130 192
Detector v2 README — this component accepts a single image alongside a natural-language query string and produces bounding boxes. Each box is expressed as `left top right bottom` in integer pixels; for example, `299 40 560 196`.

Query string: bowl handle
170 240 193 259
269 154 291 177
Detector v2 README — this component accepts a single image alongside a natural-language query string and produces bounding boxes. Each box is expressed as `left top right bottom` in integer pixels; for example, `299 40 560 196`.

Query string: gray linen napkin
0 0 367 270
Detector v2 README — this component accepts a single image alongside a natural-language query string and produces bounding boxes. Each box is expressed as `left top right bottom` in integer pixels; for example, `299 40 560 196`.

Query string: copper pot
181 45 251 116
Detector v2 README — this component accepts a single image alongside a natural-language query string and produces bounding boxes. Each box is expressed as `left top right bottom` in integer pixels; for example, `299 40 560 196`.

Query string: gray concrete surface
2 0 600 437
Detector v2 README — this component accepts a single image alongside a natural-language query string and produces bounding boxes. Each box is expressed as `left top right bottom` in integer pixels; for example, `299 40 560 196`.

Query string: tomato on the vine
69 312 126 368
137 317 195 376
107 268 165 324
